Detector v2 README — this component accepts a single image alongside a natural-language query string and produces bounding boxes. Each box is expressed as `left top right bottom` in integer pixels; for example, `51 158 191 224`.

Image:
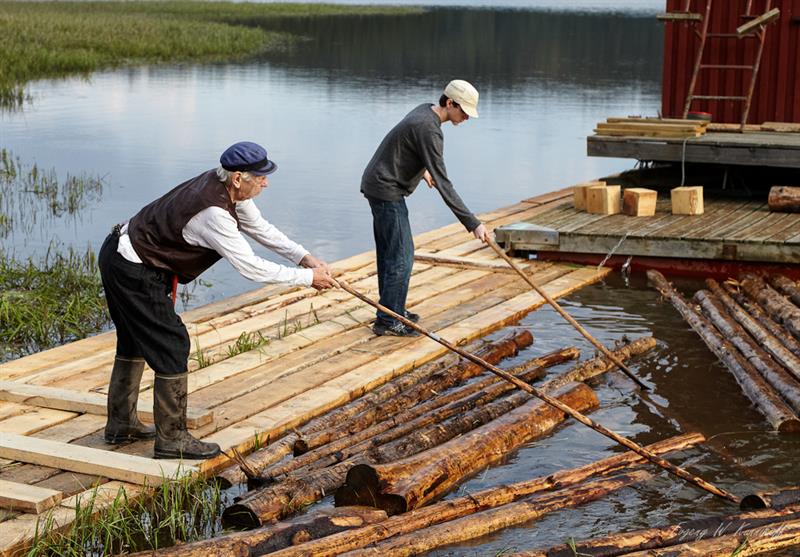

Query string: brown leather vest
127 170 240 283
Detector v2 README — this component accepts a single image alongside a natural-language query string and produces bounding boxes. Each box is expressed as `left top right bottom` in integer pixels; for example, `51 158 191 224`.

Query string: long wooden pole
487 239 648 390
334 278 740 505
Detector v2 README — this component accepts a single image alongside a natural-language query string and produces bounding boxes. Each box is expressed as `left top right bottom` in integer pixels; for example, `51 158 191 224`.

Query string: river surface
3 3 798 555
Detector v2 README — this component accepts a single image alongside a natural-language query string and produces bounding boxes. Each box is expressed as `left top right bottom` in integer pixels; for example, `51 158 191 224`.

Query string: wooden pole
487 239 649 390
335 278 741 504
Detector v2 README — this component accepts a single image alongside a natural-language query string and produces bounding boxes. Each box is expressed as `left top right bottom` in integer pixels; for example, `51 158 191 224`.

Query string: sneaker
372 320 420 337
404 310 420 323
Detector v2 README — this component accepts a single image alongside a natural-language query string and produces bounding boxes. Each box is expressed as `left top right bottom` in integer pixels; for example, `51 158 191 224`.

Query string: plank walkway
495 196 800 264
0 187 612 555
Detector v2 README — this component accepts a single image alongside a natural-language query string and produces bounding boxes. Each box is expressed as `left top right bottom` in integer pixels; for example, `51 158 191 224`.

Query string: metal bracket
494 223 559 251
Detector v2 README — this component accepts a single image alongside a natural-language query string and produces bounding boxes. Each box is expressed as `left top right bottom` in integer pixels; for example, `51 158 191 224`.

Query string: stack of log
151 330 663 556
649 270 800 433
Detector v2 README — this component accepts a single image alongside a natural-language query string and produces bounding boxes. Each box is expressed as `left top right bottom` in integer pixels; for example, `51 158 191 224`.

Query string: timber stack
162 329 671 556
649 270 800 433
593 117 709 139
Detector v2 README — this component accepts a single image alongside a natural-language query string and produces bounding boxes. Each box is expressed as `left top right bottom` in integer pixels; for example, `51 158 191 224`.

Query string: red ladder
659 0 780 130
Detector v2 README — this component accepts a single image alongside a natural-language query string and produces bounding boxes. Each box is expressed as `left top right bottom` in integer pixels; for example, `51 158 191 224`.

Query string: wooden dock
495 196 800 267
0 188 612 555
587 130 800 168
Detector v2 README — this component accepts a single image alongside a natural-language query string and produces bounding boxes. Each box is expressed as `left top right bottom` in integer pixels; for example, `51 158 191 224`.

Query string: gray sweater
361 103 481 232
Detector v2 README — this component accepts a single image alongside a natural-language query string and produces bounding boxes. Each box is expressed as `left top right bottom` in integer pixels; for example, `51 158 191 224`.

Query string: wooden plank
656 11 703 21
594 128 704 139
0 480 61 514
0 381 212 429
606 117 708 127
0 408 77 436
762 122 800 133
413 252 533 273
597 122 704 132
737 7 780 36
0 433 194 486
59 480 140 513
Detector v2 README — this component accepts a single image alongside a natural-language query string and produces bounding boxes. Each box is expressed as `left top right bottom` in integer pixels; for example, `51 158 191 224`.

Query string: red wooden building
661 0 800 124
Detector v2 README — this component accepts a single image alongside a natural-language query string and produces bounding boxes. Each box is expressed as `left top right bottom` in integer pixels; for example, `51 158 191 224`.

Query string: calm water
4 4 797 555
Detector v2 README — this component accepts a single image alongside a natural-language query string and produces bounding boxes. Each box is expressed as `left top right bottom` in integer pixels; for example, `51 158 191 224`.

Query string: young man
361 80 489 337
99 141 336 459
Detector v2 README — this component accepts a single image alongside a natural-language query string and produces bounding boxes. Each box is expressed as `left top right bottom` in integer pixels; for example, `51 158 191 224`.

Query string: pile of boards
649 270 800 433
594 117 708 139
139 330 667 556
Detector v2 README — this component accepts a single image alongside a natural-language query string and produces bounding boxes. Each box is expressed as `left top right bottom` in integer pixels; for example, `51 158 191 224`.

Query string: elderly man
99 141 335 460
361 79 490 337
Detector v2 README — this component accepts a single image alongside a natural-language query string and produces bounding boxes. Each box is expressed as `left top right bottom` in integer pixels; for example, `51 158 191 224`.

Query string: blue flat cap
220 141 277 176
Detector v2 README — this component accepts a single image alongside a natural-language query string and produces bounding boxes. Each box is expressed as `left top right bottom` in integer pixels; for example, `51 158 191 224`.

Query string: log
648 270 800 433
293 332 531 454
770 274 800 307
267 433 705 557
264 346 567 481
617 517 800 556
708 280 800 379
223 460 359 529
740 274 800 342
128 506 387 557
342 471 651 557
215 333 530 487
694 289 800 413
723 282 800 359
515 504 800 557
769 185 800 212
335 382 599 514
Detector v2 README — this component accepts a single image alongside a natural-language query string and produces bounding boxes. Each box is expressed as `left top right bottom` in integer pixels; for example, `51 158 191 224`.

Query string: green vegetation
0 1 422 108
0 246 109 360
0 149 104 238
27 474 223 556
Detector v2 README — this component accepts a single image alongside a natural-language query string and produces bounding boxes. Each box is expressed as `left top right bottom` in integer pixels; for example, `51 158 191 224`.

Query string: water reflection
1 8 662 308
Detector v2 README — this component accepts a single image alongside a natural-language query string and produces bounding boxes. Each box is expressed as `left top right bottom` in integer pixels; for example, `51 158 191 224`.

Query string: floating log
516 504 800 557
694 289 800 413
768 186 800 213
267 433 704 557
770 274 800 307
740 274 800 342
648 270 800 433
335 382 599 514
342 472 650 557
129 506 387 557
723 282 800 359
618 517 800 556
741 487 800 510
708 279 800 379
215 333 531 488
293 332 531 455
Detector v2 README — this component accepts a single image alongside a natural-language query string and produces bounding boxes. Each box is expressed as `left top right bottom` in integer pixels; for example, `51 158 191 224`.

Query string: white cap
443 79 479 118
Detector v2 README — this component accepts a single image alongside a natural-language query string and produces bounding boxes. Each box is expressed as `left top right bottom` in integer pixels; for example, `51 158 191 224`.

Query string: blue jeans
368 197 414 326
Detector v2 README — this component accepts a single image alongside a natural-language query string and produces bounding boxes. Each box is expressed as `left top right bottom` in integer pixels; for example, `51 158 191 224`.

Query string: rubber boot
153 373 220 460
104 356 156 444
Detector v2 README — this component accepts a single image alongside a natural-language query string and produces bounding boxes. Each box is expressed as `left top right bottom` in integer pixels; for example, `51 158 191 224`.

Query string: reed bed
0 1 420 108
27 474 224 556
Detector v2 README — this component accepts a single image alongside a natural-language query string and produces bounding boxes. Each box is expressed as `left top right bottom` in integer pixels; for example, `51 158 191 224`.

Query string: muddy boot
104 356 156 444
153 373 220 460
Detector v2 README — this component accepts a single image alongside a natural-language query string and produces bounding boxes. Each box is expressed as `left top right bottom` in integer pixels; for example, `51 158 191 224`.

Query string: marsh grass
0 149 104 239
0 245 109 360
27 474 224 556
0 1 421 108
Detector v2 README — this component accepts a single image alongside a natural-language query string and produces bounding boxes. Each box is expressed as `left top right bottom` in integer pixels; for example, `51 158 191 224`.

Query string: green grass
27 474 223 556
0 1 422 108
0 245 110 360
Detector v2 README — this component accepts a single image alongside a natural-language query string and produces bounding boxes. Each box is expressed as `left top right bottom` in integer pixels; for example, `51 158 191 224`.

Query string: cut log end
222 503 263 530
741 488 800 511
334 464 408 516
777 419 800 434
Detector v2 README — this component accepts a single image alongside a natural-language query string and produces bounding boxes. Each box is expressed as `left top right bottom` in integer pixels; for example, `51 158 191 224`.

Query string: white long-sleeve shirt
117 199 313 286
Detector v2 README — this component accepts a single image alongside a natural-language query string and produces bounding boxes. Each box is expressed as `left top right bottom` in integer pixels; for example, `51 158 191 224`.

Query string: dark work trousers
368 196 414 326
98 230 190 375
